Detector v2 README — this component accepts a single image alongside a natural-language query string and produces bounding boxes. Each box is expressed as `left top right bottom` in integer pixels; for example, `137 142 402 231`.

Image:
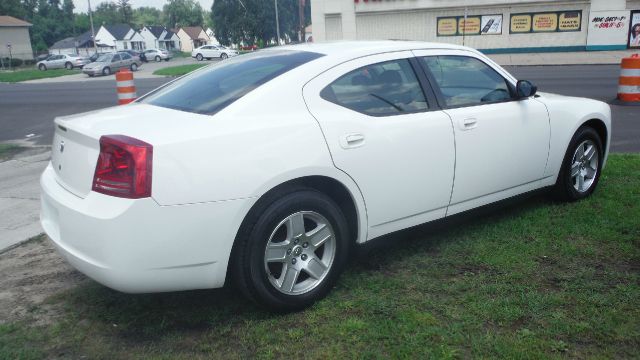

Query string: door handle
340 133 365 149
459 118 478 130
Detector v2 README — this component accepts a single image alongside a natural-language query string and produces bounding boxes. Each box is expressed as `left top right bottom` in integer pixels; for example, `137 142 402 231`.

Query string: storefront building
310 0 640 52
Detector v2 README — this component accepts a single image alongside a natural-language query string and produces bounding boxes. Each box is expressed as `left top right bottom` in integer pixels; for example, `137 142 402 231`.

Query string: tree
212 0 310 46
132 6 163 28
116 0 133 24
93 1 121 26
163 0 203 29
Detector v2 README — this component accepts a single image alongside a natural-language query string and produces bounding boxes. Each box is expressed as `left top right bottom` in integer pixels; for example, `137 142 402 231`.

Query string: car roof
273 40 471 57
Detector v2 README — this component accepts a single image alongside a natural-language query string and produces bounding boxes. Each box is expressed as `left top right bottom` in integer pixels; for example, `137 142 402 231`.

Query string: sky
72 0 215 13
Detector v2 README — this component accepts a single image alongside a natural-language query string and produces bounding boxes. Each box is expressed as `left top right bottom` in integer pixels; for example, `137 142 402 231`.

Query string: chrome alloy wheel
264 211 336 295
571 139 599 193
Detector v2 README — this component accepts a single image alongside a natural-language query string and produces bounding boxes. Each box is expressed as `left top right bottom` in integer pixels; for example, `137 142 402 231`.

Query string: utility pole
275 0 280 45
88 0 97 54
298 0 305 42
462 7 467 47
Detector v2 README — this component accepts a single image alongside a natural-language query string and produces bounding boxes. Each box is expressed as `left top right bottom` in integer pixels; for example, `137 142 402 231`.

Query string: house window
124 42 128 50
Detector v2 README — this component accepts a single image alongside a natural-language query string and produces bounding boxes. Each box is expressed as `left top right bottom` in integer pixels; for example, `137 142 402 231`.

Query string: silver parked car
82 52 142 77
144 48 172 62
37 54 90 71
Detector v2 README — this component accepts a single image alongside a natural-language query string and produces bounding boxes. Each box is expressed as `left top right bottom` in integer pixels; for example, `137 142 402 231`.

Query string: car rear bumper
40 163 248 293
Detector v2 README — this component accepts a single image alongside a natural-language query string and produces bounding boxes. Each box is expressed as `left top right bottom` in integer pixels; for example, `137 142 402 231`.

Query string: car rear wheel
233 187 349 311
65 62 73 70
102 67 111 76
221 53 228 60
553 126 603 201
130 63 138 71
155 55 161 62
196 53 203 61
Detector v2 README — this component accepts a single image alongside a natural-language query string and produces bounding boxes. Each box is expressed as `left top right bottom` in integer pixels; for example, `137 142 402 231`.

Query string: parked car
36 54 90 70
192 45 239 61
144 48 172 62
81 52 141 76
240 44 258 51
36 53 52 62
119 49 146 63
41 41 611 311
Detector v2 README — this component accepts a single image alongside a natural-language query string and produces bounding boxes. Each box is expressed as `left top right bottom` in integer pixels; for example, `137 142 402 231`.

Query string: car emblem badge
59 140 65 153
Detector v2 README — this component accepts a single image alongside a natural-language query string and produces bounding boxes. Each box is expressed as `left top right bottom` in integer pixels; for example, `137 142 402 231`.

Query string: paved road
0 64 638 151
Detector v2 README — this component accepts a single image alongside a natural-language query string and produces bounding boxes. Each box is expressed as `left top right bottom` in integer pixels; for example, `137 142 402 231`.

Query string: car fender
537 92 611 184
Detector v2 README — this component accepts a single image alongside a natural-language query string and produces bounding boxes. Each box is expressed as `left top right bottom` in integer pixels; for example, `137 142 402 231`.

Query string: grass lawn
0 143 25 161
0 69 79 83
153 64 208 76
1 154 638 359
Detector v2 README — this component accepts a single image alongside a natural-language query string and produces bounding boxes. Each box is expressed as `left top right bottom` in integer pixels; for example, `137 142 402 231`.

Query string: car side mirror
516 80 537 98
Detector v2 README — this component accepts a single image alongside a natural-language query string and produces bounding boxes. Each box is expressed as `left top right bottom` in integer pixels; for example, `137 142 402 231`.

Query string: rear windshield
141 50 323 115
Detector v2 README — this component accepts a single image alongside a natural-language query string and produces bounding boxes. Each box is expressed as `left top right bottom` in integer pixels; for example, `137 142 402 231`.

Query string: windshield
141 50 323 115
96 54 112 62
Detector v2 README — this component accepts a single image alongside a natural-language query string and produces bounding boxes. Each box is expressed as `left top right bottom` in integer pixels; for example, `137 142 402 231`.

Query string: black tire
65 62 73 70
553 126 603 201
39 64 46 71
102 67 111 76
88 74 94 77
196 53 203 61
130 63 137 71
221 53 228 60
232 187 350 311
155 55 161 62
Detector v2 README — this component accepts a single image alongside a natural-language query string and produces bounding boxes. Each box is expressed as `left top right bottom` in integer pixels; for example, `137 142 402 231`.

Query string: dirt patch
0 235 88 325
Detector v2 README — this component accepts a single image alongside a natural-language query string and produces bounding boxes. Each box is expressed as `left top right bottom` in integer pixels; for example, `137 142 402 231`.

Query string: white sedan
191 45 238 61
41 41 610 311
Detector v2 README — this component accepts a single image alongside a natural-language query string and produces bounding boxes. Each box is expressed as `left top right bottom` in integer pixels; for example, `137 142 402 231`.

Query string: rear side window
142 50 323 115
320 59 428 116
420 56 512 107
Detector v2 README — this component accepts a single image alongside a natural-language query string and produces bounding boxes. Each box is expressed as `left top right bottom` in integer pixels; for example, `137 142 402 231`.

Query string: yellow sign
558 11 581 31
437 17 458 36
510 14 532 33
458 17 481 35
532 13 558 32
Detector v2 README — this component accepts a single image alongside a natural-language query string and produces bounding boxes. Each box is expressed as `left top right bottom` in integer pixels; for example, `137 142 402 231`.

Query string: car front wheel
38 64 47 71
233 187 349 311
196 53 203 61
554 126 603 201
102 67 111 76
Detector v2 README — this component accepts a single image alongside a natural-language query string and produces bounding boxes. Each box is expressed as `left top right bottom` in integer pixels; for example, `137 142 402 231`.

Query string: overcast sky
72 0 214 13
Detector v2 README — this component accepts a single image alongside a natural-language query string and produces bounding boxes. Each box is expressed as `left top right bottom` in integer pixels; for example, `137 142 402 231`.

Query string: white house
0 16 33 60
95 24 145 51
140 25 180 50
176 26 210 52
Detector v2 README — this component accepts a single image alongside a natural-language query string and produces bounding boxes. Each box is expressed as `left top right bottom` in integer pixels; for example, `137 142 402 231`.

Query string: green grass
153 64 208 76
0 143 25 161
2 154 639 359
0 69 79 83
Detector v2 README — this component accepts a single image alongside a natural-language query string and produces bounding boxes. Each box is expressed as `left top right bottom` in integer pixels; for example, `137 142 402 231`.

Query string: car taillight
92 135 152 199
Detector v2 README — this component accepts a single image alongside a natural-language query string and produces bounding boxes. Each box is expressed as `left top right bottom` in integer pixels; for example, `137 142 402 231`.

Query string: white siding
325 15 343 40
0 27 33 59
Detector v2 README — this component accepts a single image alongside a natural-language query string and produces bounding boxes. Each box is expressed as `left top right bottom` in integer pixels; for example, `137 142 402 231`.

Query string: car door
50 55 64 69
413 50 550 215
303 51 456 239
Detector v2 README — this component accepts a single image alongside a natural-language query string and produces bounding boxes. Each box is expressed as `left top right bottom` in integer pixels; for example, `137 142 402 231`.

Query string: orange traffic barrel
617 54 640 102
116 70 137 105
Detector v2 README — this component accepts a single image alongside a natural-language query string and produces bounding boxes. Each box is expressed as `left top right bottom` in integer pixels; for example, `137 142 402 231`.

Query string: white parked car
41 41 611 311
192 44 239 61
37 54 90 70
144 48 172 62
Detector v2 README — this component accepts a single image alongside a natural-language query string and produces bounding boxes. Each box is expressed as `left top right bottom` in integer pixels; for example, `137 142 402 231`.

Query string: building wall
140 27 159 50
94 26 117 50
311 0 637 52
0 27 33 59
176 29 194 52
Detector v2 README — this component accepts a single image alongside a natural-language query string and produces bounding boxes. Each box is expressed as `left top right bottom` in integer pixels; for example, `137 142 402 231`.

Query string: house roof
180 26 206 40
162 29 176 40
102 24 133 40
145 25 165 38
0 15 32 27
50 31 95 49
